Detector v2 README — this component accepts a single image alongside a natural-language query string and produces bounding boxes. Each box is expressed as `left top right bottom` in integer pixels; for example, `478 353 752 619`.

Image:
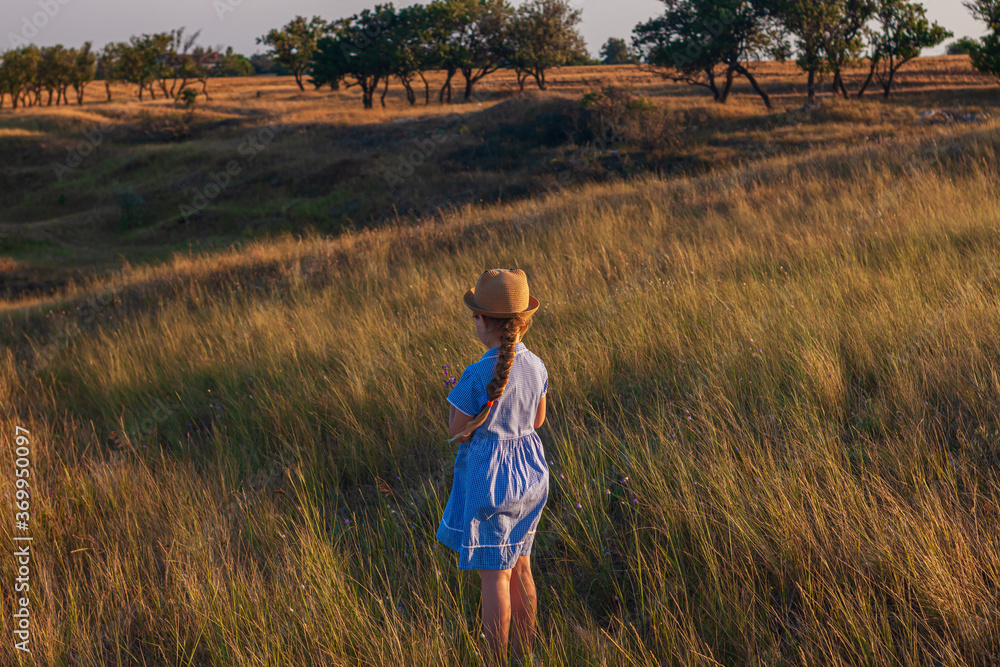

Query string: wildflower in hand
441 364 458 389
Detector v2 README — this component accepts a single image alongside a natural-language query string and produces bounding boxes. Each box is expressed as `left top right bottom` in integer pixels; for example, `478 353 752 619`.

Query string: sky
1 0 990 59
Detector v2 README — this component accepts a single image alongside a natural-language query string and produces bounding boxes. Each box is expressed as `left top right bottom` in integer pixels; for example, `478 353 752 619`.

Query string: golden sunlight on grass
1 112 999 664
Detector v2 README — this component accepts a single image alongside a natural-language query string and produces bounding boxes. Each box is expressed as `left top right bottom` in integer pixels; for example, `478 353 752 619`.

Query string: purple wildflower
575 503 582 508
632 498 638 504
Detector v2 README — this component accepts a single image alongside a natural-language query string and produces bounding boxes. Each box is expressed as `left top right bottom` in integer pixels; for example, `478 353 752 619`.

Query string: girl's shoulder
471 343 546 375
518 346 546 369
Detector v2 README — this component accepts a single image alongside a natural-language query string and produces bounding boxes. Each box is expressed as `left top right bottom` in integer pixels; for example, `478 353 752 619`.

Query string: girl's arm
533 395 546 429
448 403 475 442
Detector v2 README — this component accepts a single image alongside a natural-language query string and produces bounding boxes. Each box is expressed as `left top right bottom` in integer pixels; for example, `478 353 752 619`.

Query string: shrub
578 85 673 151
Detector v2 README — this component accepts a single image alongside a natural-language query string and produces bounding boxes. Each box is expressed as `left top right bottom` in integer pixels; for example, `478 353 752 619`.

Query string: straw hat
463 268 539 318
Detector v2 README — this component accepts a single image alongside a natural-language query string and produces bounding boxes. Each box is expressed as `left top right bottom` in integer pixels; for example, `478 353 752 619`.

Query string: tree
964 1 1000 81
969 34 1000 80
765 0 843 102
965 0 1000 29
149 28 220 101
257 15 328 91
307 38 347 91
632 0 779 108
508 0 586 90
388 4 435 104
456 0 513 101
215 47 254 77
857 0 952 97
116 34 167 101
425 0 473 103
822 0 876 98
946 36 982 55
97 42 128 102
1 46 41 109
313 4 396 108
38 45 74 105
70 42 97 105
600 38 638 65
249 53 291 75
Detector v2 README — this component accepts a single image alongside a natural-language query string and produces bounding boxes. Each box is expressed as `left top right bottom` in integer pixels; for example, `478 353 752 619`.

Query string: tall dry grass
1 119 1000 665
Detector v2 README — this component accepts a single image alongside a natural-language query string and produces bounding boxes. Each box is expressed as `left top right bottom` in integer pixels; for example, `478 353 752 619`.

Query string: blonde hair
449 312 533 443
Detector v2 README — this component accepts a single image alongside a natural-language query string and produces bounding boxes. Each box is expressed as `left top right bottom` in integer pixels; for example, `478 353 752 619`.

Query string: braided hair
449 313 533 443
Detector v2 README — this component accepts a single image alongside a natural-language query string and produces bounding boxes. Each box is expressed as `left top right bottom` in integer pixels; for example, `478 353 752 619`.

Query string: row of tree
0 43 96 109
631 0 1000 108
631 0 955 109
257 0 589 108
3 0 996 112
0 29 256 110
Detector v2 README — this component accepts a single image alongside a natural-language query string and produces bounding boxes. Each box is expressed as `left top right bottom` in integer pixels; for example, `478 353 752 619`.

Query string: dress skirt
436 430 549 570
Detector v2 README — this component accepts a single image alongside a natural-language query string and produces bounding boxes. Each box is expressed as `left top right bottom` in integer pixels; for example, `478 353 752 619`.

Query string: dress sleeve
448 365 485 417
541 363 548 397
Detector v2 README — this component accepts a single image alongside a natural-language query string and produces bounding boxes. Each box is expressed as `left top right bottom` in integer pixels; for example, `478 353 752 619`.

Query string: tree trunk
719 67 735 102
295 70 305 91
439 68 455 104
807 69 816 102
832 70 849 99
417 71 430 105
462 69 475 101
200 78 211 101
105 80 112 102
737 64 772 109
517 70 526 92
400 75 416 105
858 57 877 98
706 67 721 102
533 68 547 90
380 76 389 107
883 57 905 98
47 89 54 106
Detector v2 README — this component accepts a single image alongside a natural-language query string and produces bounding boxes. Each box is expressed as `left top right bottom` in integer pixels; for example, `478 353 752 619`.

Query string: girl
436 268 549 667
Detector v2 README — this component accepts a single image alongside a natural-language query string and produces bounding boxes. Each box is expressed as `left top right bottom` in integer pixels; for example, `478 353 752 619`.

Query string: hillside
1 105 999 664
0 57 997 303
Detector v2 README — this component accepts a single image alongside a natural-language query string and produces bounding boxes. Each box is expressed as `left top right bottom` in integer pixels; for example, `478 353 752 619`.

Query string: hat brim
464 289 539 318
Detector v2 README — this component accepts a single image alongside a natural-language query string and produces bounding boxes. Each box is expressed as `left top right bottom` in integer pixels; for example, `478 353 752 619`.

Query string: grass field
2 59 1000 665
0 57 996 298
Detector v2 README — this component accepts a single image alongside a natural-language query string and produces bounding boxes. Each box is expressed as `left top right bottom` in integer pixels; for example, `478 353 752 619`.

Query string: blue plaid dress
436 341 549 570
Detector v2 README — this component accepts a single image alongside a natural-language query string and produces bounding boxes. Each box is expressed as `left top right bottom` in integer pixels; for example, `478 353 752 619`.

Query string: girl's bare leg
479 568 513 666
509 555 538 662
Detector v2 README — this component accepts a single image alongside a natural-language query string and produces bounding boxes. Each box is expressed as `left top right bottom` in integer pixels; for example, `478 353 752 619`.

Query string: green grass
1 116 999 664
